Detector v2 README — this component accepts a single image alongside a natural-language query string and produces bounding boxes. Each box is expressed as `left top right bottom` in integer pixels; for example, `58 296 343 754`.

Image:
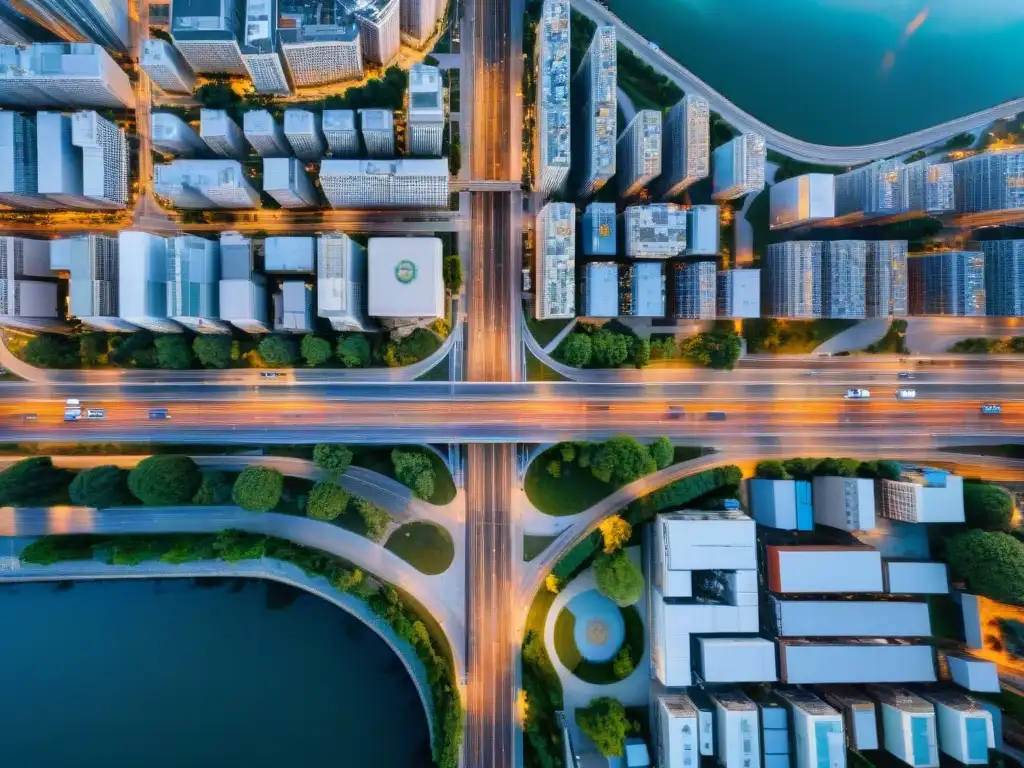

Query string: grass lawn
524 534 558 562
525 452 614 516
350 446 457 505
552 604 644 685
526 349 568 381
385 521 455 575
526 316 573 348
743 318 858 354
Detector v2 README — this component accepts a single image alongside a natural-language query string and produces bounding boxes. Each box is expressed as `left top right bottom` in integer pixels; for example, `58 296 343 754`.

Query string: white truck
64 399 82 421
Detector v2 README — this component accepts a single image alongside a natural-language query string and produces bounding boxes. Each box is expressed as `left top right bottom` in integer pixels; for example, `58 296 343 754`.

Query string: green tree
68 465 129 508
546 459 561 478
782 457 819 479
0 457 72 505
599 515 632 554
814 457 861 477
612 647 634 680
192 471 233 505
258 335 297 367
300 334 332 367
79 333 108 366
650 436 673 470
963 482 1014 531
947 530 1024 605
560 333 592 367
592 436 656 485
194 79 240 109
591 329 630 367
876 460 902 480
192 334 232 369
155 334 193 370
127 455 202 505
22 334 78 368
560 443 576 463
231 466 284 512
306 480 351 521
313 443 353 477
354 498 391 541
443 254 463 294
756 460 791 480
391 449 436 501
632 338 651 368
337 334 373 367
575 697 631 757
594 550 644 606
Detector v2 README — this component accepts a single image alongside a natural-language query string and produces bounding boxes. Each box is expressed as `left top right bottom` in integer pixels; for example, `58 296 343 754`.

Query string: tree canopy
0 457 72 506
306 481 350 521
591 329 630 368
154 334 194 370
258 335 297 367
300 335 332 367
68 465 130 508
591 436 656 485
443 254 463 294
963 482 1014 531
392 449 436 501
313 443 353 477
560 333 593 368
947 529 1024 605
594 550 644 606
337 334 373 367
599 515 632 554
127 455 202 506
650 437 673 470
354 498 391 541
21 334 79 368
192 335 232 369
231 466 284 512
575 697 631 757
755 460 790 480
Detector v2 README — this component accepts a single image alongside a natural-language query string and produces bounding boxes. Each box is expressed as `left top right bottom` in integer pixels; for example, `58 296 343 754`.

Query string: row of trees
754 457 902 481
559 326 742 370
545 436 674 486
575 697 637 758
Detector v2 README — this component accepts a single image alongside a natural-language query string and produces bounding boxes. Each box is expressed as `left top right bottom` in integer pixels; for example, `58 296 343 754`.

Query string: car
981 404 1002 415
805 370 821 376
706 411 727 421
898 372 914 379
896 388 916 400
648 41 660 51
86 408 106 419
844 388 871 399
22 413 36 421
260 371 283 378
667 406 684 420
148 408 170 420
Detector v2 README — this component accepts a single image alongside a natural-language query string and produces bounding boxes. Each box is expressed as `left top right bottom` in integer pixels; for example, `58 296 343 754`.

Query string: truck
64 398 82 422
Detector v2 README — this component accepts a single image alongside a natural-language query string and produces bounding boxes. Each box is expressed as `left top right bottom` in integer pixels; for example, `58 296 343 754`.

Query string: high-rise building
323 110 360 156
953 148 1024 220
624 204 686 258
908 251 985 316
406 64 444 157
116 231 181 333
319 158 448 208
0 237 51 277
283 109 326 160
764 240 823 318
140 38 197 94
866 240 909 318
170 0 247 76
685 205 718 256
0 111 56 210
661 94 709 198
623 261 665 317
240 0 290 93
534 202 575 319
166 235 229 333
36 110 93 209
366 237 443 337
54 234 137 331
359 109 395 157
0 42 134 108
400 0 436 45
71 110 128 209
355 0 399 65
770 173 836 229
0 4 53 44
242 109 290 157
582 202 616 256
200 109 248 160
581 262 618 317
834 158 902 221
13 0 130 51
278 15 362 87
616 109 661 198
573 25 615 197
978 240 1024 316
154 159 262 209
901 159 954 215
537 0 570 196
219 231 270 333
717 268 760 318
274 280 314 332
671 260 715 319
822 239 867 319
712 133 765 201
263 157 318 208
317 233 371 331
152 112 208 157
0 276 60 331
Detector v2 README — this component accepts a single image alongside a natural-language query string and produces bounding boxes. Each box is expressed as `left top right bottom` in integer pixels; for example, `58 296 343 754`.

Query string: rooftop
320 158 448 177
360 109 393 131
323 110 356 131
625 204 687 257
241 0 276 53
171 0 237 38
409 64 442 111
539 0 570 170
367 237 444 318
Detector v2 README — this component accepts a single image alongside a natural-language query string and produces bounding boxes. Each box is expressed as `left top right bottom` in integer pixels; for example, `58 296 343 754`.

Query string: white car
896 388 917 400
844 388 871 400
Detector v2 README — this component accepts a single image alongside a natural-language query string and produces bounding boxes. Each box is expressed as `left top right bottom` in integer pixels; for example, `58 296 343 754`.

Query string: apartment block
71 110 128 208
685 205 718 255
140 38 196 94
623 261 665 317
263 157 318 208
0 42 135 108
218 231 270 333
152 112 208 157
875 464 965 523
769 173 835 229
953 147 1024 222
317 233 371 331
717 268 760 318
624 204 686 258
572 25 616 197
907 251 985 316
323 110 360 156
154 159 262 209
711 133 765 201
243 109 291 157
355 0 400 65
534 202 575 319
36 110 93 209
581 262 618 318
661 94 709 198
834 159 902 221
773 689 845 768
822 239 866 319
279 16 362 87
708 692 762 768
319 158 448 208
359 109 395 157
866 240 909 318
616 109 661 198
170 0 247 76
764 241 823 318
241 0 290 94
671 260 715 319
399 0 438 45
282 109 325 160
924 690 994 766
901 158 954 215
200 109 248 160
537 0 570 196
978 239 1024 316
406 64 444 157
868 686 940 768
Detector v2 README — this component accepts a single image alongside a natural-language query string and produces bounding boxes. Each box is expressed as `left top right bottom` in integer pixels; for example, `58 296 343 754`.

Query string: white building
770 173 836 229
652 510 757 598
264 236 315 272
772 597 931 637
117 231 180 332
140 38 196 94
537 0 570 196
947 656 1001 694
359 108 395 157
616 109 661 198
319 158 448 208
53 235 135 331
661 94 709 198
573 25 615 197
8 0 130 51
323 110 360 156
717 269 760 319
152 112 208 157
712 133 766 201
0 236 59 331
399 0 437 45
0 111 56 210
36 110 93 209
581 262 618 318
876 465 965 523
200 109 248 160
154 159 261 209
0 42 135 109
407 64 444 157
626 261 665 317
811 476 876 531
279 20 363 87
925 690 994 766
685 205 718 256
767 545 884 593
355 0 400 65
367 236 443 336
263 157 318 208
71 110 128 209
218 231 269 333
883 561 948 596
696 637 777 684
317 233 371 331
243 109 291 157
170 0 247 76
284 109 326 160
708 691 761 768
869 686 940 768
0 237 51 277
654 695 700 768
764 240 823 318
774 690 846 768
534 202 575 320
240 0 290 94
624 204 686 258
823 688 880 752
748 478 812 530
274 280 314 332
779 642 937 685
166 235 229 333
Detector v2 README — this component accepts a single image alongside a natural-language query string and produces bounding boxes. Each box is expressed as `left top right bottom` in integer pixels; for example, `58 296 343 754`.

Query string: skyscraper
764 241 823 318
582 202 616 256
359 109 395 157
671 261 715 319
572 25 615 198
769 173 836 230
0 276 60 331
317 233 371 331
0 43 134 108
166 235 230 333
72 110 128 209
400 0 436 45
661 94 709 198
979 240 1024 316
901 159 954 215
117 231 181 333
624 204 687 258
0 111 56 210
170 0 247 76
355 0 400 64
616 109 661 198
141 38 197 94
907 251 986 316
953 148 1024 221
712 133 765 201
152 113 208 157
534 202 575 320
53 234 137 331
200 109 248 160
13 0 130 51
821 240 867 319
834 159 902 221
537 0 570 196
154 159 262 209
717 269 761 319
242 109 290 157
323 110 360 156
36 110 93 209
283 109 326 160
0 4 53 44
278 15 362 87
406 64 444 157
240 0 290 93
219 231 270 333
865 240 908 318
319 158 448 208
685 205 718 256
263 157 318 208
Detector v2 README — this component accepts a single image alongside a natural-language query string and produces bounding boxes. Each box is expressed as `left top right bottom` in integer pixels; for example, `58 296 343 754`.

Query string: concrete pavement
812 319 890 355
906 317 1024 354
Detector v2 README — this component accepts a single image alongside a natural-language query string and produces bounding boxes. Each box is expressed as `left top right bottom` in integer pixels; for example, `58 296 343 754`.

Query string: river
604 0 1024 145
0 578 432 768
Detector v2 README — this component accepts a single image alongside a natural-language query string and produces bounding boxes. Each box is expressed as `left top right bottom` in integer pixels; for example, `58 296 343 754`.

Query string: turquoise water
0 579 431 768
605 0 1024 144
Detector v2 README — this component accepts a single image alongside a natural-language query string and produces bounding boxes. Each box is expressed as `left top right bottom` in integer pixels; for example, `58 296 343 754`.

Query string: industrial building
717 269 760 318
907 251 986 316
616 109 661 198
367 237 443 336
322 110 360 156
152 112 208 157
661 94 709 198
263 157 318 208
749 478 813 531
624 204 687 258
766 545 883 593
978 239 1024 316
218 231 270 333
154 159 261 209
670 261 715 319
572 25 616 197
534 202 575 319
684 205 718 255
537 0 570 196
711 133 765 201
317 233 371 331
0 42 135 109
778 641 937 684
771 597 931 637
875 465 965 523
623 261 666 317
243 109 291 157
581 262 619 318
811 476 876 531
264 236 315 272
769 173 835 229
200 109 248 160
318 159 449 208
406 64 445 157
695 637 777 684
581 203 616 256
868 685 940 768
883 561 948 595
140 38 196 94
773 689 846 768
284 109 326 161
